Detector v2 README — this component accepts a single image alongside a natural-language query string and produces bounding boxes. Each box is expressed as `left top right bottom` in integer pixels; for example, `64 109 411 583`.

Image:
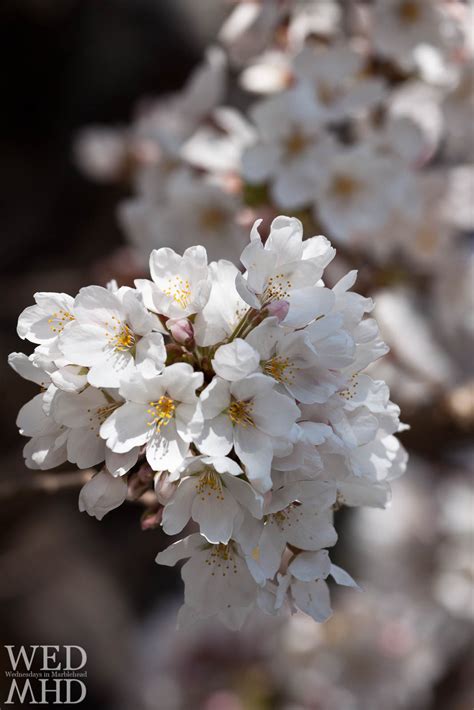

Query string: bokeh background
0 1 472 709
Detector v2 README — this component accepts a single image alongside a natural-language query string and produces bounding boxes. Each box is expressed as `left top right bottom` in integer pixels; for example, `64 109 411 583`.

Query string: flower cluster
10 216 407 628
75 0 472 272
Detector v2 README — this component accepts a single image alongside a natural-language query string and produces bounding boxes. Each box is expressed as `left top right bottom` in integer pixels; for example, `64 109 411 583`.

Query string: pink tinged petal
166 318 194 344
78 470 127 521
155 533 206 566
212 339 260 381
234 427 273 493
265 300 289 322
67 427 105 469
191 488 238 544
105 446 139 477
288 550 331 583
162 477 197 535
100 402 149 452
195 416 233 456
291 579 332 622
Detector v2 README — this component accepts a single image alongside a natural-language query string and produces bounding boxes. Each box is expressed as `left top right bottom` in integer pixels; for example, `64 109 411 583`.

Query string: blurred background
0 1 472 708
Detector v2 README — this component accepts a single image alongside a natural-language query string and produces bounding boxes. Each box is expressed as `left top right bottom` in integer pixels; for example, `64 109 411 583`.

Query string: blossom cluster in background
74 0 474 424
10 216 406 627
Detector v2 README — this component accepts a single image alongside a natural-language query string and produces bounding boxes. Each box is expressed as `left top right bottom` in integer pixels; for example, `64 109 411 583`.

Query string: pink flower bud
266 299 290 322
141 507 163 531
167 318 194 344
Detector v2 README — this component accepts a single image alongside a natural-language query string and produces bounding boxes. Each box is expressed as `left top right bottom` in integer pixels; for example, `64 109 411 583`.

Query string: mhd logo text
3 645 87 705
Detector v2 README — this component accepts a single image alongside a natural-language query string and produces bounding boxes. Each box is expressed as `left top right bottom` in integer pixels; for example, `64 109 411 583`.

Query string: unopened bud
167 318 194 344
128 462 154 499
266 299 290 322
141 506 163 531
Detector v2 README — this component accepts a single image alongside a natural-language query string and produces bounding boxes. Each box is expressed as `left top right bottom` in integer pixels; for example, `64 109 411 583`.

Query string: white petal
212 339 260 381
162 478 196 535
78 470 127 521
291 579 332 622
195 415 233 457
288 550 331 582
191 489 238 544
155 533 205 566
100 402 149 452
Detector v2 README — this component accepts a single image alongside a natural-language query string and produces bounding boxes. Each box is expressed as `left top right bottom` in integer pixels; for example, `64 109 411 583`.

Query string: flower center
263 355 295 384
196 469 225 501
397 1 421 24
205 543 238 576
339 374 358 401
48 309 75 334
330 173 361 201
87 402 121 435
147 395 176 430
105 316 136 352
163 276 192 310
285 128 310 157
227 399 254 427
263 273 292 304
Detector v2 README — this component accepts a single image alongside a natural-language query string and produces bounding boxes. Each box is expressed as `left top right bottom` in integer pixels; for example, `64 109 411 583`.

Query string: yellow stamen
48 309 75 334
227 399 255 428
196 469 225 501
263 273 292 303
147 395 176 430
204 543 238 576
105 316 136 352
163 276 192 310
263 355 295 384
